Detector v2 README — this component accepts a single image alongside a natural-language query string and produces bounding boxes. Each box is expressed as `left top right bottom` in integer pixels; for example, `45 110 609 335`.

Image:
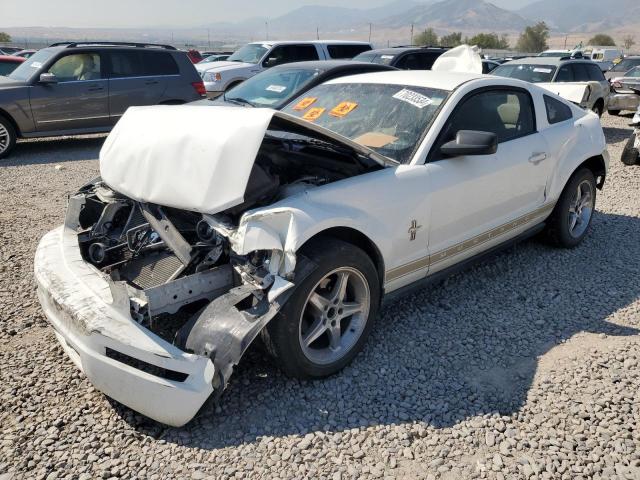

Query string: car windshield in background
282 82 449 163
492 63 556 83
353 52 397 66
626 67 640 78
8 48 55 81
610 59 640 73
227 44 268 64
226 68 320 107
538 52 568 58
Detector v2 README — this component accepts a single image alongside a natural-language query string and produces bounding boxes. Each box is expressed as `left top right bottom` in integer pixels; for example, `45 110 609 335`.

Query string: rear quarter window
544 95 573 124
141 52 179 75
327 44 372 59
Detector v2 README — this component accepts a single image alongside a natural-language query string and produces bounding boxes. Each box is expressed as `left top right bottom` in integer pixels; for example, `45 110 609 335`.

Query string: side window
586 64 605 81
555 65 574 82
108 51 144 78
141 52 179 75
265 45 319 67
544 95 573 124
572 64 590 82
326 44 371 59
395 53 422 70
48 53 102 81
440 90 535 150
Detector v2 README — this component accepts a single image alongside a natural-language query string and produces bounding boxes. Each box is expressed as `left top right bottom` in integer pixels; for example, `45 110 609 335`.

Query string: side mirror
263 57 279 68
440 130 498 157
39 72 58 84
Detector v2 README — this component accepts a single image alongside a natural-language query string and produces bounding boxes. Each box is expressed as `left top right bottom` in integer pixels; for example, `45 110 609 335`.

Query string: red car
186 49 203 64
0 55 25 76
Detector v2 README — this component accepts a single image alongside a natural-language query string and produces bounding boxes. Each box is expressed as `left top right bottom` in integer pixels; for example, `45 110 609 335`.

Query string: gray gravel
1 116 639 480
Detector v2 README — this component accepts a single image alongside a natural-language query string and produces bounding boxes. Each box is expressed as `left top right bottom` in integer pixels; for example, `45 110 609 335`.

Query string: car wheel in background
544 168 597 248
591 100 604 117
0 116 17 160
621 133 639 166
608 109 621 116
262 238 380 379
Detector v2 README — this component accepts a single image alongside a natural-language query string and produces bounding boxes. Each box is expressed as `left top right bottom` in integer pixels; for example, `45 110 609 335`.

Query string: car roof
360 46 447 55
0 55 25 62
325 70 481 91
269 60 395 72
248 40 371 46
504 57 595 66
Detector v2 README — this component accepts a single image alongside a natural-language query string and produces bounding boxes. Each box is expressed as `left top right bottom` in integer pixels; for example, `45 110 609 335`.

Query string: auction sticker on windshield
302 107 325 121
533 68 553 73
330 101 358 118
266 84 287 93
392 89 432 109
293 97 317 111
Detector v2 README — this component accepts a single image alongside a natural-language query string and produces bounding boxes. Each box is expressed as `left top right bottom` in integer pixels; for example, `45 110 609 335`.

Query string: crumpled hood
100 105 278 214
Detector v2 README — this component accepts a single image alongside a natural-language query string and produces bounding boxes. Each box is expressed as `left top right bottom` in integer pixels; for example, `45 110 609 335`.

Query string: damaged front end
68 180 315 394
35 105 387 425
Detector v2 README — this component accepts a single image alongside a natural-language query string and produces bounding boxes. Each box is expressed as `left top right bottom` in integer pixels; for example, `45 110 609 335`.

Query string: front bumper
34 226 215 427
608 92 640 112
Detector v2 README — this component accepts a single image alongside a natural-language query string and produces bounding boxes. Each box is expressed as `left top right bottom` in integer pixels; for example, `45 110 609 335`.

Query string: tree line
413 23 636 53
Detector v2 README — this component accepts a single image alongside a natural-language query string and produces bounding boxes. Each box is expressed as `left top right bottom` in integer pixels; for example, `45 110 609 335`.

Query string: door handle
145 80 159 85
528 152 547 165
87 87 104 92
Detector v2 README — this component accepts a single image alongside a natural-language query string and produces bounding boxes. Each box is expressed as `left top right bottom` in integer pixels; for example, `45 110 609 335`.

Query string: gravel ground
1 115 639 480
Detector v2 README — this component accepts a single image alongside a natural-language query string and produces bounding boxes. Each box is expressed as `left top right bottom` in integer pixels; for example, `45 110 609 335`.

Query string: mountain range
4 0 639 46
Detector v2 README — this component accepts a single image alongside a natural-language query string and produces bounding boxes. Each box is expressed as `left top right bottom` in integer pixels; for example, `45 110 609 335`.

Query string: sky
1 0 537 28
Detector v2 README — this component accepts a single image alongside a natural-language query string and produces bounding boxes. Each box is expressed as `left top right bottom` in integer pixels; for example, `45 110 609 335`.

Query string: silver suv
196 40 372 98
0 42 206 159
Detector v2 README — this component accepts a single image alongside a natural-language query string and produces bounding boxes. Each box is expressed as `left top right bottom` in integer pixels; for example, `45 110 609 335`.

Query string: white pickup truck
196 40 372 98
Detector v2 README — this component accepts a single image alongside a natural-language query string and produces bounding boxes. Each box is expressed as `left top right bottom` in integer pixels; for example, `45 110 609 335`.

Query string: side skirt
382 222 546 306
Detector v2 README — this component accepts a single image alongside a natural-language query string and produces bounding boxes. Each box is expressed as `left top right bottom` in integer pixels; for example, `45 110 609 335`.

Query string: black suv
352 46 449 70
0 42 206 158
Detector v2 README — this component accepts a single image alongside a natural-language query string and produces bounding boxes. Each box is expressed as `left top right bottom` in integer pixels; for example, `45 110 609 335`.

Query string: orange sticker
330 101 358 118
293 97 317 111
302 107 325 122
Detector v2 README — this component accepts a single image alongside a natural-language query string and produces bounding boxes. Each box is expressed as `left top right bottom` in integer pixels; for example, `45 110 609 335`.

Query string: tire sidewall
552 168 596 248
267 239 380 379
0 116 16 160
621 133 639 166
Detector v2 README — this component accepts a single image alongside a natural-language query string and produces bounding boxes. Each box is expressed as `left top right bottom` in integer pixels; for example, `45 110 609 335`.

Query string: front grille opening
105 348 189 382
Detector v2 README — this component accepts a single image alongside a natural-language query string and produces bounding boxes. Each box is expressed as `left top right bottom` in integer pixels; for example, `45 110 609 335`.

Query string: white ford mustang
35 71 608 426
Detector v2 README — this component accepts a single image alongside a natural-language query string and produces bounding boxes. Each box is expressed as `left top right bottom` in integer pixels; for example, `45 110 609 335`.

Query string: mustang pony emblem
408 220 422 241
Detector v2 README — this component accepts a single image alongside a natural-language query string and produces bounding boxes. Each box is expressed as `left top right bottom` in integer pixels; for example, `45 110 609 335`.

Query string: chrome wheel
568 180 594 238
298 267 370 365
0 123 9 155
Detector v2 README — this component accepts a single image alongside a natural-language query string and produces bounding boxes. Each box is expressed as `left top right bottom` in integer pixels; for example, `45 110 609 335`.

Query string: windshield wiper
225 97 256 108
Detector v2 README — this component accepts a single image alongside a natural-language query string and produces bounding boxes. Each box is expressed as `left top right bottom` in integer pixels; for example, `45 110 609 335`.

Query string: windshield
611 58 640 73
282 82 449 163
353 52 396 66
8 48 56 81
538 51 568 58
226 67 320 108
492 63 556 83
627 67 640 78
227 44 268 64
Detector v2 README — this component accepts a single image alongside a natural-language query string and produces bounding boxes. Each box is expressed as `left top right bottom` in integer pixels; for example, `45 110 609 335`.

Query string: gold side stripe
385 202 555 282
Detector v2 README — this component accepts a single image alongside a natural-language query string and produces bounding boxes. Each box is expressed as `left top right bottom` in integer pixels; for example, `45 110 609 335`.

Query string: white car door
424 87 552 273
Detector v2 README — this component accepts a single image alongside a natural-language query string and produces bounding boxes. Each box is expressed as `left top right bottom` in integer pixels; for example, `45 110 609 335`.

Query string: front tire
591 100 604 117
262 238 380 379
621 133 639 166
0 116 17 160
545 168 596 248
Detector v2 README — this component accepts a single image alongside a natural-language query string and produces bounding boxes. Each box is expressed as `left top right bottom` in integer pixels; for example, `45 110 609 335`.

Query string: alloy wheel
0 123 9 155
298 267 370 365
568 179 594 238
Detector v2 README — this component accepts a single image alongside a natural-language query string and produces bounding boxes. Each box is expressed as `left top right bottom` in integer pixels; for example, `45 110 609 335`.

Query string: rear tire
262 238 380 379
621 133 639 166
544 168 596 248
0 116 17 160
